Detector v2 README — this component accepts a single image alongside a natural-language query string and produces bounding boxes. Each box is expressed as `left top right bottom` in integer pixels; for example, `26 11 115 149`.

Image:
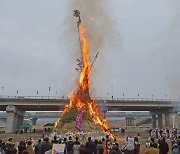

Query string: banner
75 106 84 131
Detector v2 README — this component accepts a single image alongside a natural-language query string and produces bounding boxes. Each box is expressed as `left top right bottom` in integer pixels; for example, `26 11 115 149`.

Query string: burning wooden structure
54 10 115 139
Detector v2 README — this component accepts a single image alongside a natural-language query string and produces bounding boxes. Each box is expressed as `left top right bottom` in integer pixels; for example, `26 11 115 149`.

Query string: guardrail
0 95 180 102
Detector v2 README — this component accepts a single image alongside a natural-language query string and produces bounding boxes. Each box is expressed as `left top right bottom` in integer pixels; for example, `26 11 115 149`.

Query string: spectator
6 138 17 154
159 129 163 137
172 144 180 154
85 137 95 154
155 129 158 138
42 131 45 139
158 137 169 154
137 134 141 145
58 139 62 144
41 137 51 154
66 136 74 154
122 137 134 154
35 139 42 154
18 141 26 154
106 135 112 154
26 141 33 154
145 142 158 154
79 144 87 154
134 137 140 154
150 137 158 148
51 136 58 144
177 136 180 151
101 138 106 154
74 137 80 145
63 138 67 154
0 143 5 154
97 141 104 154
94 139 99 154
109 144 122 154
73 137 80 154
44 144 53 154
1 142 6 153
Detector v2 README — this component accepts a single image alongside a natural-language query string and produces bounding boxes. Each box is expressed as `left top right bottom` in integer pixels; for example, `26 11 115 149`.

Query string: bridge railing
0 95 180 103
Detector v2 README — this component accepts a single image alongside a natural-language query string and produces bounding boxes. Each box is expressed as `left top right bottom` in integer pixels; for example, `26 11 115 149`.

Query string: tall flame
54 21 115 140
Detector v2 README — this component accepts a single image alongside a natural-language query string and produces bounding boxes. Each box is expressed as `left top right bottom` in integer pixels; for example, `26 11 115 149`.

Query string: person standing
41 138 51 154
158 137 169 154
137 134 141 146
105 135 112 154
35 139 42 154
26 141 33 154
97 141 104 154
51 136 58 144
73 137 80 154
150 137 158 149
122 137 135 154
85 137 95 154
134 137 140 154
18 141 26 154
145 142 158 154
66 136 74 154
172 144 180 154
101 138 106 154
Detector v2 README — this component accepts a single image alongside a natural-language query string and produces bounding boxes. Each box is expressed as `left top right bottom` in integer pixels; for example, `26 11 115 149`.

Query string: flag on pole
49 86 51 92
75 106 84 131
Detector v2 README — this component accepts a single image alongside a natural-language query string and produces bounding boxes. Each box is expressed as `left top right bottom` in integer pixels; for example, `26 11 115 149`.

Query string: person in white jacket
122 137 135 154
73 137 80 154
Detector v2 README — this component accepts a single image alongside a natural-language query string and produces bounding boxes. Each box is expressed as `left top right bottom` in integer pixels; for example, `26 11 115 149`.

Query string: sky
0 0 180 99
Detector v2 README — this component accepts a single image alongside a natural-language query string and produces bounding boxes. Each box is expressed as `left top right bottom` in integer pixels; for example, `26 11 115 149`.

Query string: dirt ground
0 127 173 154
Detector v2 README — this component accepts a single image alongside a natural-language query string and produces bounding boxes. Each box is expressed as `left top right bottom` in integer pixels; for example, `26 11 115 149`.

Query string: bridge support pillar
152 115 156 129
172 113 178 128
5 106 25 133
126 117 134 126
31 118 38 125
165 114 170 128
158 114 163 129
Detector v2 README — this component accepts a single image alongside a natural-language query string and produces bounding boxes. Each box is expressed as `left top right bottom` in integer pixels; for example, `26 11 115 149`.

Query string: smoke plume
61 0 121 60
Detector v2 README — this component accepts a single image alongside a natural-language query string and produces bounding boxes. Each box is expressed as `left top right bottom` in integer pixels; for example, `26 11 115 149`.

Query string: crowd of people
0 129 180 154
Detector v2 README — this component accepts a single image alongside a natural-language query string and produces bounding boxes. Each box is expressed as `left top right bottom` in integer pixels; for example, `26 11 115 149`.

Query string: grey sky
0 0 180 99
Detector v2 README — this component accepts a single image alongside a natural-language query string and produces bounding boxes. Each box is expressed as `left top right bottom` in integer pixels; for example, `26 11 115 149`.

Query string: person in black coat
85 137 95 154
66 136 74 154
158 137 169 154
79 144 88 154
51 136 59 144
150 137 158 148
18 141 26 154
41 137 51 154
35 139 42 154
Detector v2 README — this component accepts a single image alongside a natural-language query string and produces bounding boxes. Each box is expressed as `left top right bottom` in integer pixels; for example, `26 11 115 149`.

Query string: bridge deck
0 96 177 112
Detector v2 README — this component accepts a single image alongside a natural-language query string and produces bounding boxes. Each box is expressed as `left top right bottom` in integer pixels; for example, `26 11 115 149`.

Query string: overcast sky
0 0 180 99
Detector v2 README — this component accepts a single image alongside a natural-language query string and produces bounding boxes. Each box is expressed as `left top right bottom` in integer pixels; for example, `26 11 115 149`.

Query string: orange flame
54 25 115 140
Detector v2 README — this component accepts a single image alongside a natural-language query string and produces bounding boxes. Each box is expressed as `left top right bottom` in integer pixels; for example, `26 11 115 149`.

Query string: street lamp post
1 86 4 97
103 100 106 118
111 85 113 100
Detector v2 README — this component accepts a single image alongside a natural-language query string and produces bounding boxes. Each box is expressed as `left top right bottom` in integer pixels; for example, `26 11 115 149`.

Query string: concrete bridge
0 95 179 133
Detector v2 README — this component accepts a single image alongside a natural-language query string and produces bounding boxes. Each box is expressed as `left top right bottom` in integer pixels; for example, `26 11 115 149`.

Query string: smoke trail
60 0 121 94
60 0 121 61
69 0 121 54
166 1 180 112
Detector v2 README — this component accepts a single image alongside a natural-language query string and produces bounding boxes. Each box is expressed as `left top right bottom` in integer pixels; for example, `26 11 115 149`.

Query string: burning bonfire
54 10 115 140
